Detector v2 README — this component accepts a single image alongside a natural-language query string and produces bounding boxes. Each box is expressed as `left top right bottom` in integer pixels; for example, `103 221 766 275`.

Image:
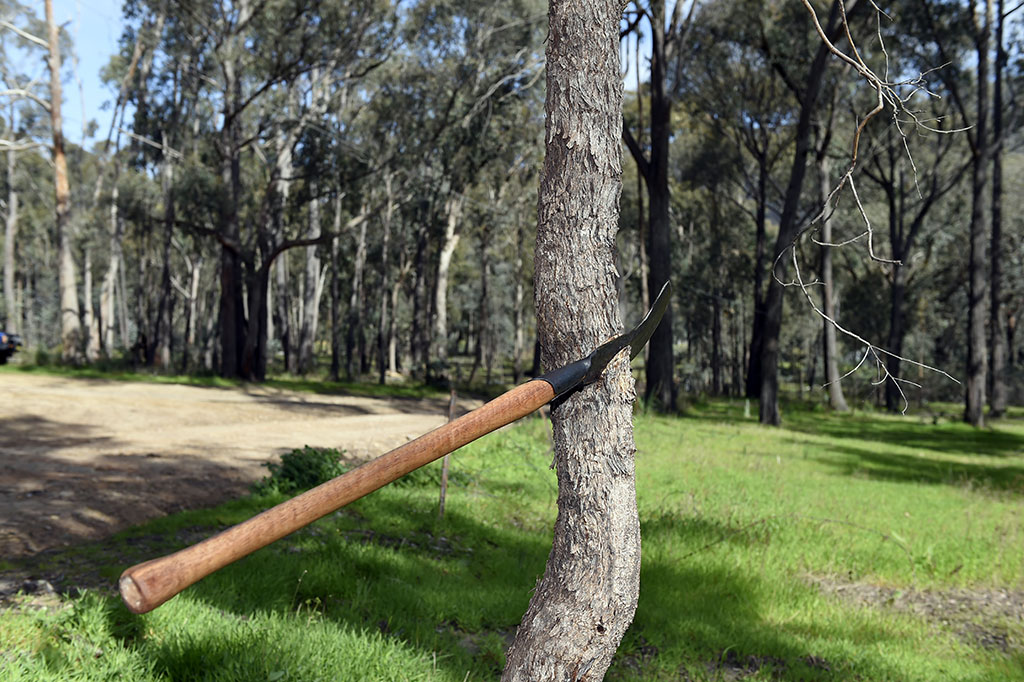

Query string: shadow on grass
806 441 1024 494
109 492 967 681
682 398 1024 459
784 413 1024 460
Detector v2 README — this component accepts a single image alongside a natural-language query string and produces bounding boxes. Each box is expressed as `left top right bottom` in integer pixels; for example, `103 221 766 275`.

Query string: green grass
2 401 1023 680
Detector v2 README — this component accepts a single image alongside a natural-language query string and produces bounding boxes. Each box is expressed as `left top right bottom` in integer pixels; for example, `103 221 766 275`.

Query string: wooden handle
119 379 555 614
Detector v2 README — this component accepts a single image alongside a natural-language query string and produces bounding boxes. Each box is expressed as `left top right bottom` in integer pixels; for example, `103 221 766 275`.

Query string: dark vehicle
0 330 22 364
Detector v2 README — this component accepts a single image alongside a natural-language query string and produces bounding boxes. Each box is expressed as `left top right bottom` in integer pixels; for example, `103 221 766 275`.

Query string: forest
0 0 1021 426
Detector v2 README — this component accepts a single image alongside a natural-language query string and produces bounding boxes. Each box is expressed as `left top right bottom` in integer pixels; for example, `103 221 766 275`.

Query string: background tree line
1 0 1021 426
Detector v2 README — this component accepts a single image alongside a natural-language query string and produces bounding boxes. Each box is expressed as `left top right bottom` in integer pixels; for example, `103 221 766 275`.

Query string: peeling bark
501 0 640 677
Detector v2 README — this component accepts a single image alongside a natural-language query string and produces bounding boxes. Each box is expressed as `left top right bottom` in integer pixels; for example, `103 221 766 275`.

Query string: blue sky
53 0 124 146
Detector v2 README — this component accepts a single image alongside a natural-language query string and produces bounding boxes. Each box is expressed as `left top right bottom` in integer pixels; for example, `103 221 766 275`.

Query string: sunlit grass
2 400 1022 680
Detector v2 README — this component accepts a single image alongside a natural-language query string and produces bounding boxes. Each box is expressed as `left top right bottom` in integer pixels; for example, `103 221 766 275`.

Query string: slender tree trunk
745 155 768 399
377 178 394 384
155 133 175 368
759 0 849 425
965 0 991 427
100 185 123 357
346 210 368 380
181 256 202 373
329 194 342 382
46 0 82 364
83 246 101 361
818 155 849 411
469 221 492 385
388 259 405 375
431 193 462 383
989 0 1007 418
502 0 639 677
298 190 323 375
3 144 17 329
411 222 429 377
644 0 675 410
710 197 723 396
513 212 526 383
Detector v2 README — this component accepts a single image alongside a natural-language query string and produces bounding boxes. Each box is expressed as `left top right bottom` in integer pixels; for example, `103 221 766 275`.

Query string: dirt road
0 372 476 559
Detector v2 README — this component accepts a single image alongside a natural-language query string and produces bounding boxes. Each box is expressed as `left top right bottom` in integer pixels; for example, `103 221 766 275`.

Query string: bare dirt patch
0 372 478 559
805 574 1024 653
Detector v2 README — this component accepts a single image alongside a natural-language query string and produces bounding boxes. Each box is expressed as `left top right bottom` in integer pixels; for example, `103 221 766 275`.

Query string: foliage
251 446 352 495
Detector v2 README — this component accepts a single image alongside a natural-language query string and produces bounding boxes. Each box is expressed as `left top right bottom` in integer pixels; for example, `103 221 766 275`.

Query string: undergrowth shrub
252 446 351 494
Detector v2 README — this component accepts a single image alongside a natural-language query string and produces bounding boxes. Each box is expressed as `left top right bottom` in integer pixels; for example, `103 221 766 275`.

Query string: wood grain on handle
119 379 555 614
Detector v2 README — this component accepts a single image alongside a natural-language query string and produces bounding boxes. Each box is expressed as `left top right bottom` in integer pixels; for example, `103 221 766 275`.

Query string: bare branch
0 88 51 112
0 20 48 48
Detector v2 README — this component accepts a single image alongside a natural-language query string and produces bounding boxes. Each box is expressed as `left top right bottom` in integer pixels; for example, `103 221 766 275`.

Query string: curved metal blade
535 281 672 397
581 280 672 385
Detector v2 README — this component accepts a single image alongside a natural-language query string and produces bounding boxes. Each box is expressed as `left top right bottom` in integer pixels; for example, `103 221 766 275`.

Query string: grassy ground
1 399 1022 680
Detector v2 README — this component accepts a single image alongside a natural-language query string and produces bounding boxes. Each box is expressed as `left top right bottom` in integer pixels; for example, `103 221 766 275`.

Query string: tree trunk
181 256 202 373
644 0 675 410
818 155 849 411
3 144 17 329
83 246 101 361
100 185 123 357
411 222 429 377
989 0 1007 418
297 191 323 375
965 0 991 427
745 154 769 398
759 0 848 425
329 195 342 382
155 133 175 368
218 56 245 379
46 0 83 364
431 193 462 383
710 197 723 396
513 212 526 383
346 210 368 380
501 0 640 677
377 178 394 384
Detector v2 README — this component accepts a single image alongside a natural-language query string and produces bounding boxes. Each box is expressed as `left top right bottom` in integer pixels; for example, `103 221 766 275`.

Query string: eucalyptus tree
680 0 794 400
621 0 698 410
0 0 81 359
750 0 872 424
0 10 51 330
859 97 970 411
118 0 397 380
390 0 544 383
906 0 995 425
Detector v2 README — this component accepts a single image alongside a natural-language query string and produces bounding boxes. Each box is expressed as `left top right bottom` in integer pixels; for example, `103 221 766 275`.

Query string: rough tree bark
964 0 991 427
46 0 82 364
501 0 640 677
989 0 1007 418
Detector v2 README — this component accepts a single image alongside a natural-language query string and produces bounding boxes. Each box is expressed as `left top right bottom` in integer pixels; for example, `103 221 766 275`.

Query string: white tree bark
431 193 463 380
